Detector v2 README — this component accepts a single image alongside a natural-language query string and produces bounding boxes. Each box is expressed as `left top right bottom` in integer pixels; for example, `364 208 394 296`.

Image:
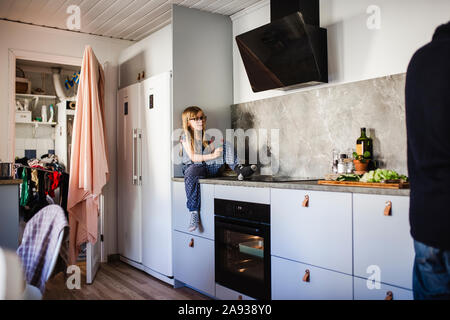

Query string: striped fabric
17 205 68 293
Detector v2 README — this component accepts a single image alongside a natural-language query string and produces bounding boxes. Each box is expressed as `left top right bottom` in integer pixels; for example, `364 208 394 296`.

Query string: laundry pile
15 154 69 222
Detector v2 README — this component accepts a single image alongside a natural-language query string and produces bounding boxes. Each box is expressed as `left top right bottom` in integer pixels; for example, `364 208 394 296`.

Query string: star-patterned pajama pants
183 142 239 212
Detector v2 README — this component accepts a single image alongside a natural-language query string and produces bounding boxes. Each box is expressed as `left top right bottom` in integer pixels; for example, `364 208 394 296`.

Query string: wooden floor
43 261 210 300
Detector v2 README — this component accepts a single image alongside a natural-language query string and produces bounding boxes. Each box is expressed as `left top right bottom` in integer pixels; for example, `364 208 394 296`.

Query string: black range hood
236 0 328 92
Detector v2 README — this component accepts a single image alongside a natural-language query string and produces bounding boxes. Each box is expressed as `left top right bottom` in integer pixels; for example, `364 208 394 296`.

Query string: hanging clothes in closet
15 154 68 222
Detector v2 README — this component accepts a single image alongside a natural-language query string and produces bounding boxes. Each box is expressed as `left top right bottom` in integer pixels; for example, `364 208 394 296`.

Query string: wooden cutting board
317 180 410 189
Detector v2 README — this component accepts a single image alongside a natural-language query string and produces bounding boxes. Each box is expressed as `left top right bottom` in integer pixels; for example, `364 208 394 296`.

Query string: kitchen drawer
172 182 214 240
354 276 413 300
214 185 270 204
353 194 414 289
272 256 353 300
215 284 255 300
173 231 215 296
271 188 352 274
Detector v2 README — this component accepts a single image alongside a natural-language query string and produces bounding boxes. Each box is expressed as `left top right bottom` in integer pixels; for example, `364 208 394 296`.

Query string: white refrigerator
117 72 173 280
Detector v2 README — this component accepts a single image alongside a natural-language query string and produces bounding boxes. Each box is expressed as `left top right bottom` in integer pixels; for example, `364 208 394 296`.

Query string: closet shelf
15 121 57 126
16 93 57 99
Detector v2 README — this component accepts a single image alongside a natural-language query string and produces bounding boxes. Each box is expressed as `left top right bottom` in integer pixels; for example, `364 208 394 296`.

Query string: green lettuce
360 169 408 183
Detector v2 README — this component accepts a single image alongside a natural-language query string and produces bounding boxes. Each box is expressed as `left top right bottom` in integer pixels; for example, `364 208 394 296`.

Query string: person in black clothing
405 21 450 300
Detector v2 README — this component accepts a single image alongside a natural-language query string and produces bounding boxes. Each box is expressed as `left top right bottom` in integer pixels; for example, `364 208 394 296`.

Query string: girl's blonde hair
181 106 209 153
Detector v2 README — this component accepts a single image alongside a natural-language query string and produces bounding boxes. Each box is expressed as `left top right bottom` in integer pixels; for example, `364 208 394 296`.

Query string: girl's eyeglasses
189 116 207 121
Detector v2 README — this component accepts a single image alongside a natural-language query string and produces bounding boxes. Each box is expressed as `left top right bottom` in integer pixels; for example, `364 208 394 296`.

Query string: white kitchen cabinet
172 182 215 240
272 256 353 300
353 194 414 290
271 188 353 274
214 185 270 204
0 183 20 250
215 284 255 300
173 231 215 297
353 276 413 300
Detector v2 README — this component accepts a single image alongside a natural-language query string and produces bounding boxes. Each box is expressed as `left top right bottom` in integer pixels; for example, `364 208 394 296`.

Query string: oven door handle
215 220 261 235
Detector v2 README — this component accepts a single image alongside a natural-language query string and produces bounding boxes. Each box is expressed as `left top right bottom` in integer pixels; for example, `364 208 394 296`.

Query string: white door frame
8 49 107 267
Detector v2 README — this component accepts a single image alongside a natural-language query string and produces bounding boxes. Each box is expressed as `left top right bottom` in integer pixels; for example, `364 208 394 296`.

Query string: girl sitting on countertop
180 106 257 232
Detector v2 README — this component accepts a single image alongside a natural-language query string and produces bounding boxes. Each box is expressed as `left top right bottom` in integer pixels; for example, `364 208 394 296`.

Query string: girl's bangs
183 106 203 121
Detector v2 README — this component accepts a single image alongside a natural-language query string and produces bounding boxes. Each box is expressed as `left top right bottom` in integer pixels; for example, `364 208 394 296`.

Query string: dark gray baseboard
107 253 120 263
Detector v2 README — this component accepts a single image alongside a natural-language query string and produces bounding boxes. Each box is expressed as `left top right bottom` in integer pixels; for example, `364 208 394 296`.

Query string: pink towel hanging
67 45 109 264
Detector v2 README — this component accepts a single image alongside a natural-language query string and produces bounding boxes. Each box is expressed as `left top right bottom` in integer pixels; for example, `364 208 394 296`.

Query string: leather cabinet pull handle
189 238 194 248
384 201 392 216
302 195 309 207
303 269 310 282
385 291 393 300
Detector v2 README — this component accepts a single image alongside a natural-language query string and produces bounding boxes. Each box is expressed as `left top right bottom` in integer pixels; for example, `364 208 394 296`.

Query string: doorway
9 49 104 284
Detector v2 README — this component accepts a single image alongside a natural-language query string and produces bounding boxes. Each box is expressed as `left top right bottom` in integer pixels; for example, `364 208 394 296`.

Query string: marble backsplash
231 73 407 178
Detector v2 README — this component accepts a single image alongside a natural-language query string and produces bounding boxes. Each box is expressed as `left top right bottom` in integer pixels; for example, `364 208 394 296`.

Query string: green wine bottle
356 128 373 160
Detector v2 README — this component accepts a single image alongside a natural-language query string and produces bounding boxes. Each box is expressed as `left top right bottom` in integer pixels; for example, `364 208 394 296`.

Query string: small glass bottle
337 154 347 174
332 149 339 173
345 148 354 173
346 159 354 173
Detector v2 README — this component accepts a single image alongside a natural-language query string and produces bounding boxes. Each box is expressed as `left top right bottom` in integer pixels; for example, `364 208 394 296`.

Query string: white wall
118 24 173 88
0 20 132 258
15 126 54 160
172 5 233 177
232 0 450 104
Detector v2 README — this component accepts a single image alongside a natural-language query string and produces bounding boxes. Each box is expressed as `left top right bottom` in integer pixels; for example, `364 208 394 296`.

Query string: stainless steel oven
214 198 271 300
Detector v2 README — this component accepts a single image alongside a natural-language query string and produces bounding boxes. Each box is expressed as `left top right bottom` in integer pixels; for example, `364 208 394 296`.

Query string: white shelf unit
15 93 58 124
16 93 57 99
14 63 77 164
15 121 57 126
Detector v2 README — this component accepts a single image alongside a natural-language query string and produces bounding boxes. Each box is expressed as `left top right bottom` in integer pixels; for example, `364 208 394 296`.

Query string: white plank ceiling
0 0 262 41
